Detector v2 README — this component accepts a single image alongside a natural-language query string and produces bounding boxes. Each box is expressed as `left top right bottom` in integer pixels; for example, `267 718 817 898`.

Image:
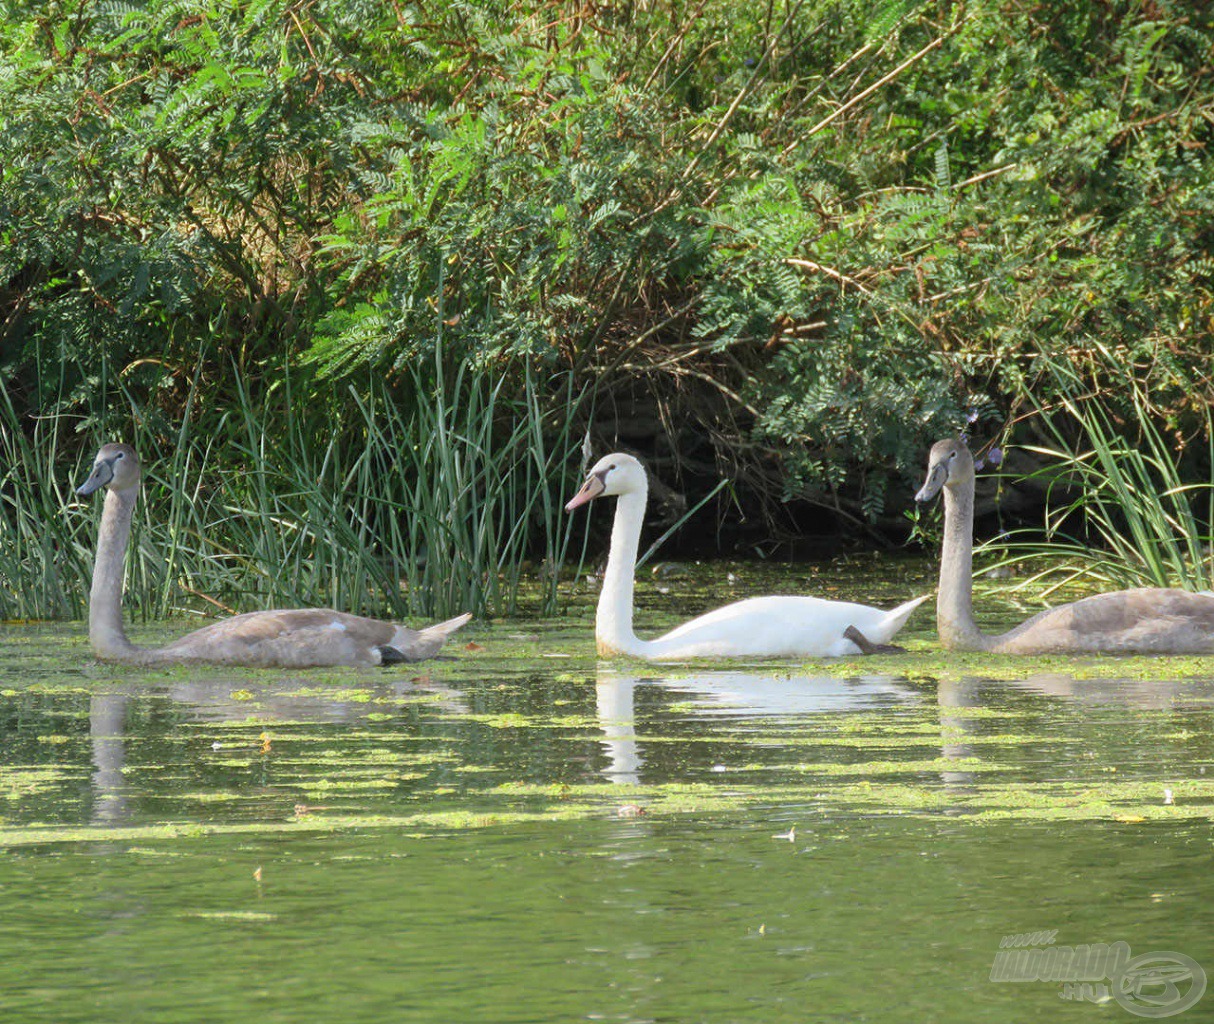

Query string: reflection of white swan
594 667 917 782
566 453 926 659
655 671 915 716
596 674 642 785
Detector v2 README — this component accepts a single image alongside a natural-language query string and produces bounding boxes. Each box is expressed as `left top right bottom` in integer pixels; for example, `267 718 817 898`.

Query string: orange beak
565 472 607 512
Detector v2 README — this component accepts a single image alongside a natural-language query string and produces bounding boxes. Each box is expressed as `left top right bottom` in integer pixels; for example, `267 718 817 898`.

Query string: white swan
565 453 927 659
76 443 471 667
916 437 1214 653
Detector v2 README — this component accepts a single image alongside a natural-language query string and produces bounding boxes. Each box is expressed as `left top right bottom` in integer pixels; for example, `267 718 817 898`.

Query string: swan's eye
607 463 616 471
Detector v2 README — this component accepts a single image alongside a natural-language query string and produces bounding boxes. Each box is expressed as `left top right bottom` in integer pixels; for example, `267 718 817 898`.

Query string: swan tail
381 612 473 664
873 594 930 640
421 612 473 639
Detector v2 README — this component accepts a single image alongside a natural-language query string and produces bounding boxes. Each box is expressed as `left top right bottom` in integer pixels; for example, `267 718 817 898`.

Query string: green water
2 564 1213 1022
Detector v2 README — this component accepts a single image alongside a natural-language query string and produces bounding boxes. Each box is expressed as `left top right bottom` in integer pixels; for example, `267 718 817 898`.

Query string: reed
0 351 585 622
0 383 95 620
999 383 1214 594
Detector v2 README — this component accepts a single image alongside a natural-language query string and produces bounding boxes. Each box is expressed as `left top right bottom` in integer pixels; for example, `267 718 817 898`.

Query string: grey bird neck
938 481 996 652
88 487 145 661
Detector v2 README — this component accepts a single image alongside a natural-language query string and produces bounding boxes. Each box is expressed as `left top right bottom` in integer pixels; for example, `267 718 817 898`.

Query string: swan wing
997 588 1214 655
161 610 399 667
649 595 925 658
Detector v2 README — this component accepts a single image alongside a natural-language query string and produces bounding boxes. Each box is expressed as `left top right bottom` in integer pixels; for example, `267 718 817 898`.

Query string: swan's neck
596 489 653 658
938 482 996 652
88 488 146 662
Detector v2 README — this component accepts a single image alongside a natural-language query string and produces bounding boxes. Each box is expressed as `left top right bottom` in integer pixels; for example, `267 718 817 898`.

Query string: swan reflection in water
87 674 467 825
1007 673 1214 709
932 673 1214 794
594 667 1214 790
595 667 918 784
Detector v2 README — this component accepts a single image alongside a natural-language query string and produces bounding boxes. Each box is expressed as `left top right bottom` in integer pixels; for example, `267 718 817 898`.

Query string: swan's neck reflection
596 672 642 785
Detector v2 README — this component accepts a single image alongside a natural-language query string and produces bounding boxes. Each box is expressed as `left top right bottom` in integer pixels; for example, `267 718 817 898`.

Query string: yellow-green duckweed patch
4 575 1214 850
5 568 1214 1024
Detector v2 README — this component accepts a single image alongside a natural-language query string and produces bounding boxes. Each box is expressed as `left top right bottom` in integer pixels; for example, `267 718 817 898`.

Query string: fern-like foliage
1 0 1212 545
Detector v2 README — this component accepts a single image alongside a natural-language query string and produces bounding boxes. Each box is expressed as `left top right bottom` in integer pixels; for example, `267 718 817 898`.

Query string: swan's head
77 443 141 497
915 438 974 503
565 453 647 511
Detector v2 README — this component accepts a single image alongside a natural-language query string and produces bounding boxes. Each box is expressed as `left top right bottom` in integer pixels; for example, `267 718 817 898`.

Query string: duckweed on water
802 645 1214 682
5 570 1214 1024
0 765 82 800
3 568 1214 849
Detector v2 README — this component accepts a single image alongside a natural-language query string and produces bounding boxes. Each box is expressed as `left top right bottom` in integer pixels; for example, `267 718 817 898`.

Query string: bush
2 0 1213 606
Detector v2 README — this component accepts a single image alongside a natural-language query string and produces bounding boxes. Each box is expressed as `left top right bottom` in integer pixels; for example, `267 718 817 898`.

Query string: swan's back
152 609 471 668
649 595 926 658
994 588 1214 655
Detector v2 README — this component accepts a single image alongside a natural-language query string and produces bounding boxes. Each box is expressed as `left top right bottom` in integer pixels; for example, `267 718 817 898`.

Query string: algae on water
3 568 1214 848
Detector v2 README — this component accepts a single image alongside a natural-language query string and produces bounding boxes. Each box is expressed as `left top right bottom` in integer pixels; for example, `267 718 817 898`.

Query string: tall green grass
0 352 587 622
0 383 94 620
999 383 1214 595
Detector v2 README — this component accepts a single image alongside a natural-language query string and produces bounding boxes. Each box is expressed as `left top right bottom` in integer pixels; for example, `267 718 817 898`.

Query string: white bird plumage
565 453 927 659
76 443 471 668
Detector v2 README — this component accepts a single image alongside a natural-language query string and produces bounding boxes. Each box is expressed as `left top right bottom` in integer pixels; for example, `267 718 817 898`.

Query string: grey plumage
916 438 1214 654
76 443 471 667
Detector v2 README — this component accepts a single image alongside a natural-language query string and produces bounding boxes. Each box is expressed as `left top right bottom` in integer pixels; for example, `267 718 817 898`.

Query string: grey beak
76 460 115 497
915 463 948 503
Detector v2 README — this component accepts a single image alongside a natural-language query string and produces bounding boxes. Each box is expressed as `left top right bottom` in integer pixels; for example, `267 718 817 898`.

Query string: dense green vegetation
987 364 1214 594
2 0 1213 618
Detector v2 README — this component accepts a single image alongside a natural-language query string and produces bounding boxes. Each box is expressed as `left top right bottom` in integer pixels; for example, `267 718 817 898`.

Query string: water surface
2 567 1213 1022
